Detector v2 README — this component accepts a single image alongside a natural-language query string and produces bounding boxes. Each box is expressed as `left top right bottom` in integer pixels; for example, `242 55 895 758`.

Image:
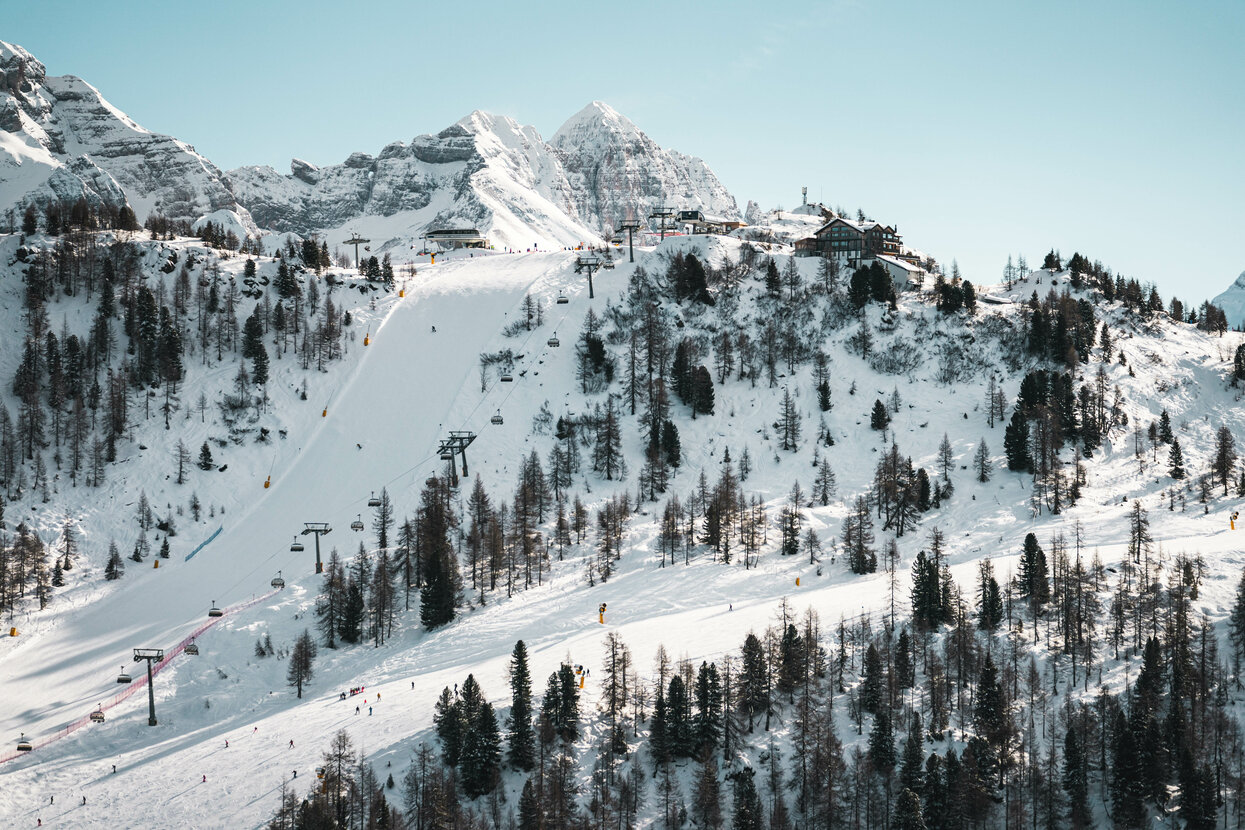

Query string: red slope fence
0 587 281 764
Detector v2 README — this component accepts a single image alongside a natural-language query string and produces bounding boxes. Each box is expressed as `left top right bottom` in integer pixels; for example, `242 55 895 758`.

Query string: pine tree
731 769 764 830
1017 532 1050 605
870 399 890 431
1004 410 1032 472
976 559 1003 631
198 441 214 470
1062 724 1090 829
894 788 926 830
693 753 724 830
1158 409 1174 443
286 628 317 699
507 640 535 770
419 477 458 629
1168 437 1186 479
104 540 124 580
868 708 896 777
973 438 992 482
461 700 502 798
860 644 884 713
518 778 542 830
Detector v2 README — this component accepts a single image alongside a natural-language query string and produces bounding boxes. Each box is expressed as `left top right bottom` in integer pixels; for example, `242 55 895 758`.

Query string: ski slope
3 239 1245 829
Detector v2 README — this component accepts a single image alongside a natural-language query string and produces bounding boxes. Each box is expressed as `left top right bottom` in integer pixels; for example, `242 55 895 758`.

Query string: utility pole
575 253 603 299
648 207 675 241
302 522 332 574
436 432 477 487
133 648 164 726
616 220 640 263
343 233 371 271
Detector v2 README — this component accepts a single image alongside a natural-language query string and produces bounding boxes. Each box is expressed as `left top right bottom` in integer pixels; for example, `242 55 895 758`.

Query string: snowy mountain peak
1211 269 1245 329
0 41 253 231
0 39 45 88
551 100 641 145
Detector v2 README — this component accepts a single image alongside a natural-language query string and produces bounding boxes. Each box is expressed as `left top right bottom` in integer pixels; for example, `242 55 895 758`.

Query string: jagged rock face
230 111 587 250
230 103 737 251
0 40 251 228
549 101 739 233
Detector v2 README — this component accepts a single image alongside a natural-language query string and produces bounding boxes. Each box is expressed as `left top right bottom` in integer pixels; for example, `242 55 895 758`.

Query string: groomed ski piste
2 234 1245 828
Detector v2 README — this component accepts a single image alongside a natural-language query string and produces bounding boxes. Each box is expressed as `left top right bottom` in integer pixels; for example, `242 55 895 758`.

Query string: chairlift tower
344 233 371 270
301 522 332 574
648 207 676 241
436 431 477 487
574 253 604 299
133 648 164 726
616 220 641 263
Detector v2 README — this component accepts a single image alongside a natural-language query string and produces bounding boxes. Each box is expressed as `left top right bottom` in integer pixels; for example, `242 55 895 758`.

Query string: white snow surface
1 221 1245 829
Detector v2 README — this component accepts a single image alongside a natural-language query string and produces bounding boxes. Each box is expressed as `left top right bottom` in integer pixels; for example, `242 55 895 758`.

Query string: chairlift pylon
351 514 364 532
290 536 305 553
491 410 504 426
367 491 381 508
208 601 223 618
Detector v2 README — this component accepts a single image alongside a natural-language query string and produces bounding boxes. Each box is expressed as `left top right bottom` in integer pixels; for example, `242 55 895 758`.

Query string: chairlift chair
499 371 514 383
491 410 504 426
16 734 32 752
556 292 569 305
208 601 223 618
439 450 454 461
351 514 364 532
185 642 199 656
90 707 106 723
290 536 305 553
271 571 285 589
367 491 381 508
117 666 132 684
547 333 560 348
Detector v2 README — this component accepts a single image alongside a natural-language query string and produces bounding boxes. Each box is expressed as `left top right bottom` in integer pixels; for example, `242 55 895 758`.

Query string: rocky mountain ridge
0 40 252 230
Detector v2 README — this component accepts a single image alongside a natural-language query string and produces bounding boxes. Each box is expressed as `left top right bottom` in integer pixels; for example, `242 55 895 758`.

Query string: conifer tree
286 628 317 699
508 640 535 770
1062 724 1090 829
860 644 884 714
1158 408 1173 443
973 438 992 482
104 540 124 580
731 768 764 830
1004 409 1032 472
870 399 890 431
1168 436 1186 479
419 477 457 629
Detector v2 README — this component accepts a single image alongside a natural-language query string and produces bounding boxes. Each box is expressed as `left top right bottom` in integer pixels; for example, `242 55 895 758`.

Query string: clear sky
7 0 1243 302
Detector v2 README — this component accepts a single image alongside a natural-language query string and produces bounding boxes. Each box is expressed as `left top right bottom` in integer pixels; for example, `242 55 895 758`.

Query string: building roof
813 216 898 237
873 253 922 273
424 228 485 240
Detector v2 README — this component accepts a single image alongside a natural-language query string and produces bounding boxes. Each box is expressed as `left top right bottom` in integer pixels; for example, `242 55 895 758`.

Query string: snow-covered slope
1212 269 1245 328
2 222 1245 827
0 41 253 230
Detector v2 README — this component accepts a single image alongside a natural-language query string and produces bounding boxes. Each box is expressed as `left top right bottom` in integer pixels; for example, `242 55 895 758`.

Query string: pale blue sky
7 0 1243 301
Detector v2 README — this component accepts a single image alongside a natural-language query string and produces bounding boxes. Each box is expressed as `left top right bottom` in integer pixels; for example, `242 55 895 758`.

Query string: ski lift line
455 296 580 434
0 587 280 765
